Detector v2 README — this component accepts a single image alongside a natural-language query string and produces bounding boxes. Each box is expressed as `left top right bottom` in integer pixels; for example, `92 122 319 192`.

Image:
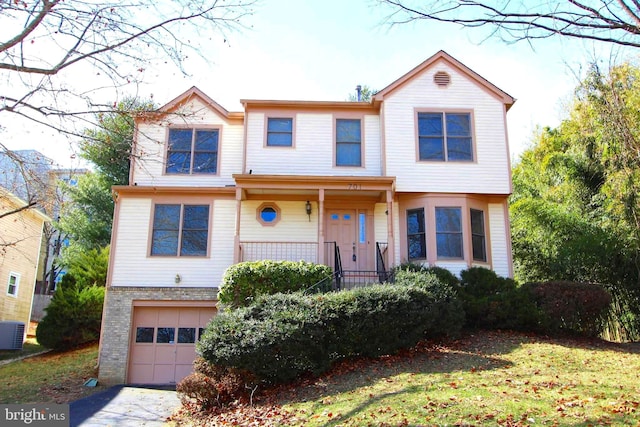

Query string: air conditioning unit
0 321 25 350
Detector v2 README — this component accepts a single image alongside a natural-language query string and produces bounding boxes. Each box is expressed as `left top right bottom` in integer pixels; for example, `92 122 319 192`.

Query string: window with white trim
7 273 19 296
166 128 219 174
151 204 210 256
418 112 473 161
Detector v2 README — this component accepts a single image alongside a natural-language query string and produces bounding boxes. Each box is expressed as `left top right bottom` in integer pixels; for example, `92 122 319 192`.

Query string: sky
3 0 635 168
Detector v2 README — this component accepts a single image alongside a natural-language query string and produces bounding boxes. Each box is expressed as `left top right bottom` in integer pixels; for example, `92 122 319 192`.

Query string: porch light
305 200 312 221
175 274 181 284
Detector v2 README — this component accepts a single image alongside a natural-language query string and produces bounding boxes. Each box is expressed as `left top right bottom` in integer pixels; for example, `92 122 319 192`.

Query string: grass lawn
0 338 46 362
0 342 105 404
175 330 640 426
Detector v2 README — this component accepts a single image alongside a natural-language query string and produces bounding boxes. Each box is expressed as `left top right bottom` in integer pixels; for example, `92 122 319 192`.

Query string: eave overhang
233 174 396 202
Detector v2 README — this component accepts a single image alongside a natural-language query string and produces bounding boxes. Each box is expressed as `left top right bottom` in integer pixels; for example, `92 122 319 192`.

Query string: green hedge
454 268 612 336
36 284 105 350
199 278 462 383
218 260 332 309
393 269 465 336
523 281 612 337
394 263 461 288
455 267 540 331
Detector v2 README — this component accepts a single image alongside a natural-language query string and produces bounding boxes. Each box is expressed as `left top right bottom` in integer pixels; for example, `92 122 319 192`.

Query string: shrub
423 266 460 288
459 267 516 298
393 269 464 336
218 260 332 308
394 263 460 288
394 262 427 273
325 285 448 359
36 284 105 350
58 272 77 288
177 373 220 410
199 281 463 384
457 267 539 331
523 281 612 337
62 245 110 288
199 292 333 383
177 358 257 410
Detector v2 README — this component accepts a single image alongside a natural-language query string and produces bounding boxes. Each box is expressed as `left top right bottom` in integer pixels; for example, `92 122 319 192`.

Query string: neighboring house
0 187 50 331
0 150 88 294
99 50 516 385
0 149 54 200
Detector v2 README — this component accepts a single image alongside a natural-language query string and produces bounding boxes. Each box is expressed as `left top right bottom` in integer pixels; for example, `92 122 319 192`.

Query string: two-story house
0 187 50 342
98 50 515 385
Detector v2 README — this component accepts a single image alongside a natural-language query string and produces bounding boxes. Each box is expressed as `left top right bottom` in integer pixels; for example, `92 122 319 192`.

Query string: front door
326 209 370 271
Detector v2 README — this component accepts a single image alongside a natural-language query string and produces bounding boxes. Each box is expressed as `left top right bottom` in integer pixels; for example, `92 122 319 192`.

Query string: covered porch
232 174 397 288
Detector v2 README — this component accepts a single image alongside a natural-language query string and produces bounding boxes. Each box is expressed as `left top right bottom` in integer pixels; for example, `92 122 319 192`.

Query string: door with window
326 209 370 271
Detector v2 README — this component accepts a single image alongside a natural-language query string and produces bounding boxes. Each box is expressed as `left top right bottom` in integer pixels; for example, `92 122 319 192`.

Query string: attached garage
128 304 217 384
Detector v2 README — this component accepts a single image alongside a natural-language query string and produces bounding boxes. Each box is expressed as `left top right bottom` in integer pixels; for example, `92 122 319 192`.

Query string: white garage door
128 305 217 384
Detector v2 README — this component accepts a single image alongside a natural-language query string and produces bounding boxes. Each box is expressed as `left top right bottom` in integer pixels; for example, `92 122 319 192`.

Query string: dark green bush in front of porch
218 260 332 309
198 278 463 384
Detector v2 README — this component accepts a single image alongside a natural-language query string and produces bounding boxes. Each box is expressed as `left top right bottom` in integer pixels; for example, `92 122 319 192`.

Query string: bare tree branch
617 0 640 27
0 1 256 279
0 0 59 54
0 199 37 219
0 0 254 140
1 2 248 75
378 0 640 47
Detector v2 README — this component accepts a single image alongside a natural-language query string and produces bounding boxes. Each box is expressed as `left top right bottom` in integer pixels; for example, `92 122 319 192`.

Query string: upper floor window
267 118 293 147
336 118 362 166
407 208 426 260
151 204 210 256
417 112 473 161
470 208 487 262
166 129 219 174
435 207 463 259
6 272 19 297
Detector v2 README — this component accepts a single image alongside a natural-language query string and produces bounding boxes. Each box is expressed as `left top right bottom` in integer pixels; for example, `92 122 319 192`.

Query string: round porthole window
260 207 277 222
257 203 281 226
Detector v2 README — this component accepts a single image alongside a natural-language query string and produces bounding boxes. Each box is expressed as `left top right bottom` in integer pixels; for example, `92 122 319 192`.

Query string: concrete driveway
70 385 180 427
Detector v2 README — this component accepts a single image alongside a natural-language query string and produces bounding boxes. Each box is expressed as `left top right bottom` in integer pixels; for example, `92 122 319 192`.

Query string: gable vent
434 71 451 87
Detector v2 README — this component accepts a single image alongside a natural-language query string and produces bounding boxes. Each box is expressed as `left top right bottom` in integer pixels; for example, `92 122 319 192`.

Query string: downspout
233 187 242 264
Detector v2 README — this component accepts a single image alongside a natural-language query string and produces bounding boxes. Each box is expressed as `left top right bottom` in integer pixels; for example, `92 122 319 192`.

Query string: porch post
233 187 242 264
317 188 325 264
386 190 395 268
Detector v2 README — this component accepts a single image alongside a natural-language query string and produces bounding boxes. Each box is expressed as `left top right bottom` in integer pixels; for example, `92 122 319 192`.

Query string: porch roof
232 174 396 202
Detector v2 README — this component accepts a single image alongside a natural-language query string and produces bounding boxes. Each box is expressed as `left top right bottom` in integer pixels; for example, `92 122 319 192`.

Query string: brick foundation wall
98 286 218 385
